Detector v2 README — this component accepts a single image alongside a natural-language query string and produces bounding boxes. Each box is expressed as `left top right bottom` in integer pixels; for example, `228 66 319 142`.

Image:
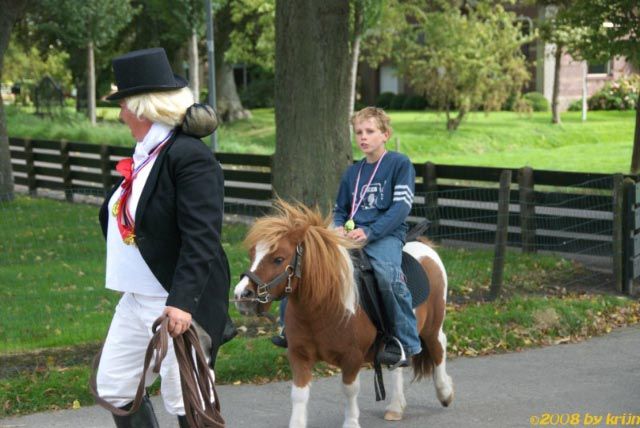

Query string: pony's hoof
342 421 361 428
439 388 454 407
384 410 403 421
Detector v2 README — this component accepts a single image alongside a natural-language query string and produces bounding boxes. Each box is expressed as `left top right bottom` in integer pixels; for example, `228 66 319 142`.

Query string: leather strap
90 316 225 427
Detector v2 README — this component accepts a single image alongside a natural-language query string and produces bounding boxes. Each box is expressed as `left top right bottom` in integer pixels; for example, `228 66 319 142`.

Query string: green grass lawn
0 197 252 353
6 106 636 173
1 196 639 416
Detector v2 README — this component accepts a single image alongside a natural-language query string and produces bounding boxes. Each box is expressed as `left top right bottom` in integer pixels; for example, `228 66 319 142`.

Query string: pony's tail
412 338 434 381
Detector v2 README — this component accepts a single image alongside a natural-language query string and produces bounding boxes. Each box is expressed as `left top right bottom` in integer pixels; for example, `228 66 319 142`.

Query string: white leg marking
384 367 406 421
234 241 269 298
342 376 361 428
433 329 454 406
290 384 310 428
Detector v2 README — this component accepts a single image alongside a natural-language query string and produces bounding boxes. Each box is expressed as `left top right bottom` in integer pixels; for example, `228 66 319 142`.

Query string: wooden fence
8 137 637 294
8 137 273 216
412 162 615 256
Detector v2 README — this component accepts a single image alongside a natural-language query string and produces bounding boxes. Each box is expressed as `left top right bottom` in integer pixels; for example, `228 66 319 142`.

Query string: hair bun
182 103 219 138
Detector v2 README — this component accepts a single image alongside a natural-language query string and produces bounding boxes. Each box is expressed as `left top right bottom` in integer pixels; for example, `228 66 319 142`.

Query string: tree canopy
226 0 275 71
36 0 137 53
394 0 531 130
3 40 72 91
562 0 639 68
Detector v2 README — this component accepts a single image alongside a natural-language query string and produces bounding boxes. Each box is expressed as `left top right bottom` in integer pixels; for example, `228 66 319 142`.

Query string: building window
587 61 611 75
379 65 400 94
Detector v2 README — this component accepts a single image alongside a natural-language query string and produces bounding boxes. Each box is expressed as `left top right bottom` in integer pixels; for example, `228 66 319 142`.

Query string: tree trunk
215 62 251 122
446 109 466 131
630 95 640 174
188 28 200 101
87 41 96 126
0 100 13 201
348 0 364 121
274 0 352 212
551 43 562 124
0 0 28 200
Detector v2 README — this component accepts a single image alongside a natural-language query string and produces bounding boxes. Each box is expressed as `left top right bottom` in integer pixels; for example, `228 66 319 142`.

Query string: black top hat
106 47 188 101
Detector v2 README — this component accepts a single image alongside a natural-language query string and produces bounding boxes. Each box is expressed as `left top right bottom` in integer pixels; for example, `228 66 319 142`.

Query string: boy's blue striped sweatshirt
333 151 415 243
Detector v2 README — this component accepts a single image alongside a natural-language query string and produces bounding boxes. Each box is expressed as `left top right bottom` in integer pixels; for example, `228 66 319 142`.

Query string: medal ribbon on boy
112 132 174 245
344 150 387 232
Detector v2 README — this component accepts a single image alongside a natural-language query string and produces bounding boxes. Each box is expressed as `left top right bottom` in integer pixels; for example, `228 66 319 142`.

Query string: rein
90 316 225 427
240 243 304 304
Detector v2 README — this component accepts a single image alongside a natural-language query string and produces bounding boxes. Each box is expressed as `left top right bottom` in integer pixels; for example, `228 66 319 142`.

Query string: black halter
241 244 304 304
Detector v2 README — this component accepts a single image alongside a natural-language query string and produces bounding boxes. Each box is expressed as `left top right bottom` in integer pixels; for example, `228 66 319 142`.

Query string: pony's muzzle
234 287 258 315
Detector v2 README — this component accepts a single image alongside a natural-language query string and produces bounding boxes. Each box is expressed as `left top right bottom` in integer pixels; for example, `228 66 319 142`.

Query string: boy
333 106 420 367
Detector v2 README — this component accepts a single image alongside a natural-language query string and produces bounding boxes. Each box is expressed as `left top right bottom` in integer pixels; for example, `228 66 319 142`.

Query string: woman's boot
112 395 159 428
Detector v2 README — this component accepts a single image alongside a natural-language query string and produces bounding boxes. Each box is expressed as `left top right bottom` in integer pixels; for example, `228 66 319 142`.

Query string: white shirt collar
133 122 174 166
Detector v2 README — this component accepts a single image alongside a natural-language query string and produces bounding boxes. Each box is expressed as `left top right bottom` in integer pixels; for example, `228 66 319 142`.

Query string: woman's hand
163 306 192 337
347 228 368 242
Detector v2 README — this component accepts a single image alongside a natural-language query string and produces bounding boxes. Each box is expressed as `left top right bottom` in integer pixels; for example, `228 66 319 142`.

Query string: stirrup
377 336 408 370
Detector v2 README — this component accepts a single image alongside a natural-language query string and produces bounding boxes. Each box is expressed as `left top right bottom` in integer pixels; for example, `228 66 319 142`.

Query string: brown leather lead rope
174 327 224 427
89 316 225 427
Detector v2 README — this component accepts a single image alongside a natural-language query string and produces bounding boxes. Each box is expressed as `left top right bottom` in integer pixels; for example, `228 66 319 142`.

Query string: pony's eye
274 257 284 265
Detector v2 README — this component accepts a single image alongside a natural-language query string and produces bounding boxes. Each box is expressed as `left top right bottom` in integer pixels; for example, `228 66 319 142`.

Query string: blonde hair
350 106 392 136
125 87 195 127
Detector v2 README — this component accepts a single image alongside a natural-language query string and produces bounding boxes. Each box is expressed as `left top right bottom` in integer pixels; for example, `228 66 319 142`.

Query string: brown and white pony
234 201 453 428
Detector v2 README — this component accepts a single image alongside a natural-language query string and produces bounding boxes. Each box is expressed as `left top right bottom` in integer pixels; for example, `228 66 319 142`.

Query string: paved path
2 325 639 428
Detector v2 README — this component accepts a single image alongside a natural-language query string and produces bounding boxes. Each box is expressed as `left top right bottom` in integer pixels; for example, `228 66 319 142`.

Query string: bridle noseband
240 244 304 304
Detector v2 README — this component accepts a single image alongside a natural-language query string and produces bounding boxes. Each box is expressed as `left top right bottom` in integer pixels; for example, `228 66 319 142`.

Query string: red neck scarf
112 132 173 245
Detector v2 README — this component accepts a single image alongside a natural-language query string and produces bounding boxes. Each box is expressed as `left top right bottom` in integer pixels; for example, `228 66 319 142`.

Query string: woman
96 47 230 428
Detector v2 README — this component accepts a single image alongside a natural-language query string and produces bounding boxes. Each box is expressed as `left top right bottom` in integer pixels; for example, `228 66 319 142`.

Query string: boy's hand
347 228 368 242
334 225 347 237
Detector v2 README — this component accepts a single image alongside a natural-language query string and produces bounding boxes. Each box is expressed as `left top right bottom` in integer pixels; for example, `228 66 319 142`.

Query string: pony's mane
244 199 360 314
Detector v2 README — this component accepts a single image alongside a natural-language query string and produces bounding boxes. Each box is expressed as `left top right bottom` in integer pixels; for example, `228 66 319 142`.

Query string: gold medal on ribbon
123 233 136 246
111 199 121 217
344 219 355 232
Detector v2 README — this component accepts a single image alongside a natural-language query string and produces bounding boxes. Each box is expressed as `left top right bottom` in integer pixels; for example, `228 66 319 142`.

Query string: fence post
24 139 37 196
423 161 439 240
518 166 536 253
623 177 636 295
612 174 625 293
60 140 73 202
100 145 111 193
490 169 512 300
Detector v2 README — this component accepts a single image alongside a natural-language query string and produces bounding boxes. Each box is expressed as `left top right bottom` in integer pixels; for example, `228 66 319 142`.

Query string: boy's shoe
271 329 288 348
377 337 409 370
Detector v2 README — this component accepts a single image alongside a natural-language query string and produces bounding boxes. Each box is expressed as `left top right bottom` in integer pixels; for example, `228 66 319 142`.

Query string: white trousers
96 292 213 415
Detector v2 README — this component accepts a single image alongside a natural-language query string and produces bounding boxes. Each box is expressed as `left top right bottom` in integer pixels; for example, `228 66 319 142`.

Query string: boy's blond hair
125 86 195 127
350 106 392 136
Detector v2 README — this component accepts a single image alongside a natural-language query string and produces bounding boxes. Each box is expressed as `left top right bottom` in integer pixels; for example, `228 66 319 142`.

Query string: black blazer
99 130 230 366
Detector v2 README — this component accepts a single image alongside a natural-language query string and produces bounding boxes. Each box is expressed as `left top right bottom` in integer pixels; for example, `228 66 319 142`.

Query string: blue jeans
365 235 422 356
